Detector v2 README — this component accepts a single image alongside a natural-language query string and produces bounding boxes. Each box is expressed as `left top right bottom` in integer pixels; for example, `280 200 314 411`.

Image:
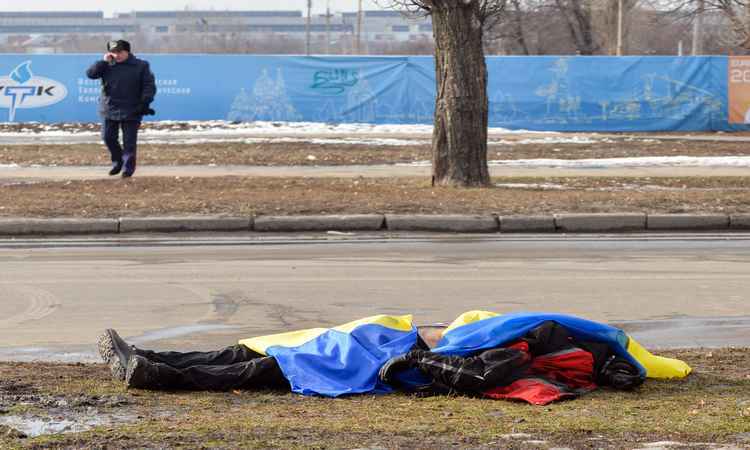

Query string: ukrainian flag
432 311 691 379
239 314 418 397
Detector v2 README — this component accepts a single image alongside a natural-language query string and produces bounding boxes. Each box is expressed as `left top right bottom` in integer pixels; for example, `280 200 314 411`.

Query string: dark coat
86 54 156 121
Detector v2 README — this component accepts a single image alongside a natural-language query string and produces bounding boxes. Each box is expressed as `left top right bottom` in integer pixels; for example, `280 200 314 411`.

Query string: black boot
108 163 122 176
125 355 180 390
97 329 136 381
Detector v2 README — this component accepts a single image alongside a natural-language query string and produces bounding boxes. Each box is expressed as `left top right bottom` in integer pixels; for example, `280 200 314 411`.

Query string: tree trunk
511 0 531 55
430 1 490 187
555 0 597 54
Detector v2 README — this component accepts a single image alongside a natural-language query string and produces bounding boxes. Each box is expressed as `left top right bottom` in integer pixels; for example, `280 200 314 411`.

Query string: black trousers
137 344 289 391
102 119 140 175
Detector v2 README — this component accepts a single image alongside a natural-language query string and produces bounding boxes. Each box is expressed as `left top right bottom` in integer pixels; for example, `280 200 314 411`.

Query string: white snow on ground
490 136 613 145
1 121 649 146
491 156 750 168
250 137 431 146
494 182 745 192
407 156 750 168
495 183 569 190
0 164 19 168
0 136 432 146
152 137 432 146
0 120 552 138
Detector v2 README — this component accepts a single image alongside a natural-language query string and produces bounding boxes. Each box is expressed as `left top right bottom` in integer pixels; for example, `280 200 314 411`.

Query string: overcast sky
10 1 384 17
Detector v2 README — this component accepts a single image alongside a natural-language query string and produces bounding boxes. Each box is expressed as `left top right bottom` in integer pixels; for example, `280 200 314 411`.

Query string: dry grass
1 176 750 218
0 348 748 449
3 137 750 167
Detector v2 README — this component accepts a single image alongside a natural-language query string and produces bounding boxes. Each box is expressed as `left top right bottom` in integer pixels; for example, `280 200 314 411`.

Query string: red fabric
530 349 597 390
484 378 578 405
483 343 598 405
506 341 530 352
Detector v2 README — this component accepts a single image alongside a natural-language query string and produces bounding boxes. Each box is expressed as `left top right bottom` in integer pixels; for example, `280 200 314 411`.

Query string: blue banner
0 54 741 131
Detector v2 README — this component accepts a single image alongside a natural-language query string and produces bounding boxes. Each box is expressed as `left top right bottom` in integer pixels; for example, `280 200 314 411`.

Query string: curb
500 216 556 233
554 213 646 233
385 215 498 233
647 214 729 231
119 216 252 233
0 213 746 236
0 218 118 235
730 214 750 230
254 215 384 232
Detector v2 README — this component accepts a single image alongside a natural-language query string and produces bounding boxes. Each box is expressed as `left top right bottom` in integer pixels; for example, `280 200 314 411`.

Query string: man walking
86 40 156 178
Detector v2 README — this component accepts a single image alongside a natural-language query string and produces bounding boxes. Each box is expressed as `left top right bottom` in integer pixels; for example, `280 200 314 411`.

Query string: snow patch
490 136 611 145
0 120 550 138
495 183 568 190
405 156 750 168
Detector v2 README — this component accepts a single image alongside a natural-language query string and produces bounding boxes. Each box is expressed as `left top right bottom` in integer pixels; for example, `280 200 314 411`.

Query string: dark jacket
86 54 156 121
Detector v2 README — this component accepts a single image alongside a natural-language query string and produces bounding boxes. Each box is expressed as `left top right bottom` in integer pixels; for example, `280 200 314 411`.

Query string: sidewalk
4 164 750 181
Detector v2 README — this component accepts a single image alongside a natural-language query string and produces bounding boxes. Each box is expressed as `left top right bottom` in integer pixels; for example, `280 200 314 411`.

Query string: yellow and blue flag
239 314 418 397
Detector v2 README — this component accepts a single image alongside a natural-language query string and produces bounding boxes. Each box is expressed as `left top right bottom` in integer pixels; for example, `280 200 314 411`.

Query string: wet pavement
0 233 749 361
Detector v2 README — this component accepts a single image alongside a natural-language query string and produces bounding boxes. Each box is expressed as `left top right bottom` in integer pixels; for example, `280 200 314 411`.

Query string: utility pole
325 0 331 54
692 0 704 55
616 0 623 56
356 0 363 55
306 0 312 56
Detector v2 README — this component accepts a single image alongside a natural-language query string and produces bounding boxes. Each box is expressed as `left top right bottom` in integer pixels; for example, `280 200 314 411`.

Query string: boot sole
97 331 114 363
125 356 144 389
97 330 127 381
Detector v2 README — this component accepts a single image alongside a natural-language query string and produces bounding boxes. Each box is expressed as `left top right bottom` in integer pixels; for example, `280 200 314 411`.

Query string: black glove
598 356 645 390
378 350 426 386
139 104 155 116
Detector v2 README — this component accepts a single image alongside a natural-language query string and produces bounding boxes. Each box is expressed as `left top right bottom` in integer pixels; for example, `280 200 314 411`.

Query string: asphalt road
1 233 749 362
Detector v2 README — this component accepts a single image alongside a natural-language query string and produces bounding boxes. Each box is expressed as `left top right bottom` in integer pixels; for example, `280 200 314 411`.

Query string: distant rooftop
0 11 104 18
342 11 404 18
133 10 303 18
0 24 137 33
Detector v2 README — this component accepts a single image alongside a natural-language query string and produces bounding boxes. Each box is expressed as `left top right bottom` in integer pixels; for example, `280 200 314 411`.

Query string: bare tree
383 1 508 187
547 0 598 54
598 0 640 54
485 0 537 54
655 0 750 50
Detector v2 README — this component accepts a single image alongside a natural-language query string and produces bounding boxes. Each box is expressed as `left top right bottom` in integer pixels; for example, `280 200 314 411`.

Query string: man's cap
107 40 131 52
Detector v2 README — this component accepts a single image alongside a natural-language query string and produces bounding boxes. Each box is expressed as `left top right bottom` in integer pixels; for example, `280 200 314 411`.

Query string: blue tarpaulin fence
0 54 740 131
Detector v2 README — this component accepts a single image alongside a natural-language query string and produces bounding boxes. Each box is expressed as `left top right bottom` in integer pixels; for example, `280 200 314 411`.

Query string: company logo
0 61 68 122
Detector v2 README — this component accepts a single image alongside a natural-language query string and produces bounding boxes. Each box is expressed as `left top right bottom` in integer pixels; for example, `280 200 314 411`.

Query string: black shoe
125 355 161 390
108 164 123 176
121 172 133 178
97 329 135 381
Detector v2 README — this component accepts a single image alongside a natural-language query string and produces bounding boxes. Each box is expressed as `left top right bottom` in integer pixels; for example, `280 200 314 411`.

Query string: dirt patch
0 348 747 449
3 138 750 167
0 363 137 442
0 176 749 218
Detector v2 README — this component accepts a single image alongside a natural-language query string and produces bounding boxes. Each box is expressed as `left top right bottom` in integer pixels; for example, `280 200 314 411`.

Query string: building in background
0 9 432 54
